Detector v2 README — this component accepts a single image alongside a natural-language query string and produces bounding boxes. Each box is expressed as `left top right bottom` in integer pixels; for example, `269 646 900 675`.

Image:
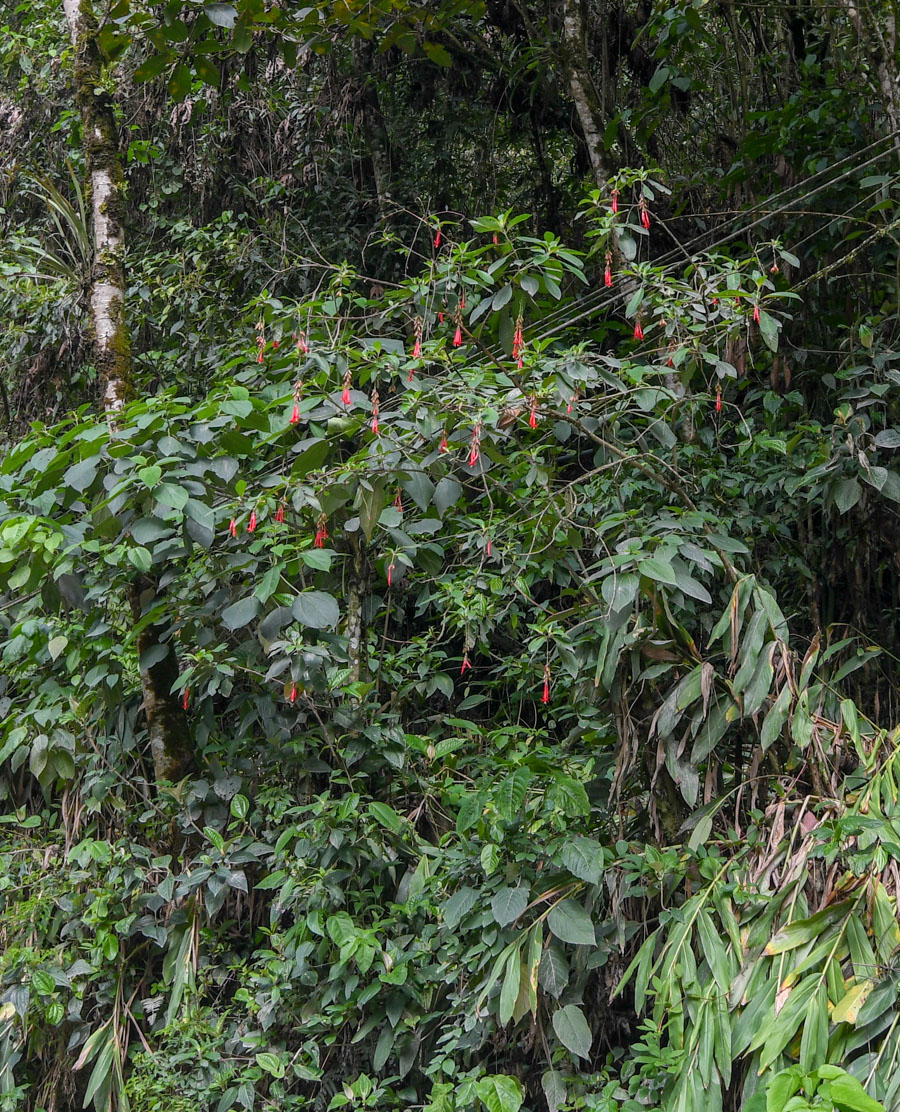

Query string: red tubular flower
297 332 309 354
434 228 441 249
275 504 284 523
372 415 379 435
394 490 403 513
313 515 328 548
438 311 444 324
387 563 394 587
604 263 613 288
468 423 482 467
529 406 538 429
633 320 644 341
453 325 463 347
611 189 619 214
290 403 300 425
182 686 190 710
770 262 780 274
541 663 551 704
493 233 499 244
342 386 351 405
460 652 471 675
486 536 492 556
289 682 298 704
461 294 466 310
257 350 264 364
640 201 651 230
753 304 761 323
716 388 722 413
273 339 280 350
229 518 237 538
413 338 421 359
248 511 257 533
408 368 414 383
439 432 448 453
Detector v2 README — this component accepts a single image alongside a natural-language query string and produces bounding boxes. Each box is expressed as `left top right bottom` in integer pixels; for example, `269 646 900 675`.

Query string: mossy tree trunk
63 0 195 784
558 0 616 189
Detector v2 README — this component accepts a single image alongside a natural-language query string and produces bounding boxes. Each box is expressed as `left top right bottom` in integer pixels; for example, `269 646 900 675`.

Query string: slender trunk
354 43 393 219
559 0 615 189
64 0 194 783
839 0 900 162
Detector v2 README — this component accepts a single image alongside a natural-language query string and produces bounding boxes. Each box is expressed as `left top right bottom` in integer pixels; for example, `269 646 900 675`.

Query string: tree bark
559 0 616 189
64 0 194 783
353 42 393 220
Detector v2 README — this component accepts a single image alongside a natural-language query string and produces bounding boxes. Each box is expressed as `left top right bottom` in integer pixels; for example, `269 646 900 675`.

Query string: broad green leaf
552 1004 592 1058
221 596 260 630
547 900 595 946
491 886 528 927
292 590 339 630
560 837 604 884
475 1075 524 1112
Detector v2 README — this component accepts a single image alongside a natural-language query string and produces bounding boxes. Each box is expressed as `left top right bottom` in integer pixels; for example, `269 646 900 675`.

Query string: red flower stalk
611 189 619 214
248 510 257 533
229 518 237 538
460 652 471 675
541 663 551 704
289 682 298 704
753 304 761 323
182 686 190 710
453 324 463 347
290 402 300 425
275 503 285 523
640 199 651 230
342 368 352 407
604 250 613 288
715 387 722 413
387 563 394 587
434 228 442 248
439 432 449 453
468 423 482 467
633 319 644 341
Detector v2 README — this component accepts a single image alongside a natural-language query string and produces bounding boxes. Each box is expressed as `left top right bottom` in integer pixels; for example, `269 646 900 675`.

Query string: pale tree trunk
840 0 900 162
559 0 616 189
354 42 393 220
63 0 194 783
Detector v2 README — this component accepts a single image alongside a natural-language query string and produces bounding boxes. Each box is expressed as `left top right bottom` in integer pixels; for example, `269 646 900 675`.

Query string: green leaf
547 900 595 946
221 596 260 630
230 794 249 820
639 556 678 586
560 837 603 884
255 1052 285 1079
760 684 792 749
757 309 780 351
834 477 861 513
63 458 97 492
491 886 528 927
205 2 237 27
48 636 68 661
133 53 169 82
498 952 521 1024
828 1073 885 1112
423 41 452 66
442 886 477 929
475 1075 524 1112
138 465 162 488
552 1004 592 1058
168 63 192 99
292 590 339 630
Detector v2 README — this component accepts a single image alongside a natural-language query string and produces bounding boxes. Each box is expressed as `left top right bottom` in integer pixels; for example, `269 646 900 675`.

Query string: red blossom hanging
460 651 471 675
255 319 265 364
313 513 328 548
394 488 403 514
512 315 524 369
387 562 395 587
567 388 580 414
716 386 722 413
611 189 619 214
247 510 257 533
633 318 644 341
439 431 449 453
371 387 380 435
229 517 237 538
604 250 613 288
275 503 285 523
486 535 492 556
182 686 190 710
468 422 482 467
753 304 761 323
412 315 423 360
453 308 463 348
541 663 551 704
296 330 309 354
639 198 651 230
342 368 352 407
434 227 442 249
528 396 538 429
289 682 298 704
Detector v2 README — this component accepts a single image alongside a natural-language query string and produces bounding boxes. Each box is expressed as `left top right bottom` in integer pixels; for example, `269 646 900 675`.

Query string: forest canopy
1 1 900 1111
